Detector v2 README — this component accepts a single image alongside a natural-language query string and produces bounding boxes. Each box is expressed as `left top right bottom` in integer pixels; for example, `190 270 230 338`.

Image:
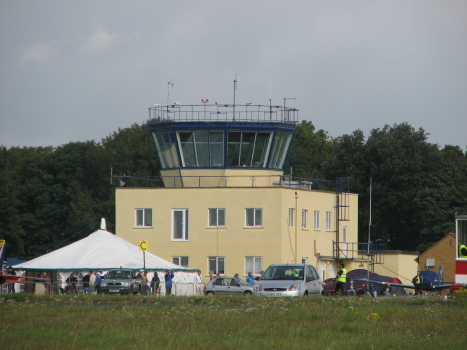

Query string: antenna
367 177 372 280
233 74 237 121
166 82 174 108
269 77 272 120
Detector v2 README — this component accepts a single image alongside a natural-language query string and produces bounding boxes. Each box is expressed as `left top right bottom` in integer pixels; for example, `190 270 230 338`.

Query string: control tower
148 103 298 187
116 102 359 281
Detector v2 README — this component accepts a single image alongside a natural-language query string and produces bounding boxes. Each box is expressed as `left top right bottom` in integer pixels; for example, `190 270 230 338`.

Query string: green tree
286 120 333 179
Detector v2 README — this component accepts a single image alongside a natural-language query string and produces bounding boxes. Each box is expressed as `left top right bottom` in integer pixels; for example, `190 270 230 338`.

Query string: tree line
1 121 466 259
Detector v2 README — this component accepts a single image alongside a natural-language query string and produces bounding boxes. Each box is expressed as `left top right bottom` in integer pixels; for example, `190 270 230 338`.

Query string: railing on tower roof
148 103 299 125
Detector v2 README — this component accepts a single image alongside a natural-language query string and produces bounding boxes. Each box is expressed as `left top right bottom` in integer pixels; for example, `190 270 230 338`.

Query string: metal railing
333 242 386 264
44 281 204 296
148 104 299 125
114 174 340 192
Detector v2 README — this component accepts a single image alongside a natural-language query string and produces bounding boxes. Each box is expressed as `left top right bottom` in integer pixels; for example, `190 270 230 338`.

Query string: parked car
253 264 323 297
204 277 254 296
100 269 141 295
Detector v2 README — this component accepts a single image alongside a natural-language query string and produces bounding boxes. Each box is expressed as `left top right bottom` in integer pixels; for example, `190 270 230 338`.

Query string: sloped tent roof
13 227 197 272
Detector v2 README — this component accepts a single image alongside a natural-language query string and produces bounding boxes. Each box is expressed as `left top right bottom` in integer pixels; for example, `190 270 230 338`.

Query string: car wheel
303 291 308 297
205 291 215 296
244 290 253 296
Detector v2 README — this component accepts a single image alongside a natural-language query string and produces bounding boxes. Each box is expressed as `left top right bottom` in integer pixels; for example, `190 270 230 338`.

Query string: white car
253 264 323 297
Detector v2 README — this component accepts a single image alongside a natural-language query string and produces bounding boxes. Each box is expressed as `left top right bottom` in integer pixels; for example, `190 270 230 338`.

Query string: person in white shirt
194 270 203 295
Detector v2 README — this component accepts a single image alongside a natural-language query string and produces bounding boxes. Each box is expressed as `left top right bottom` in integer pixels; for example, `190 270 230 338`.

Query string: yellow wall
373 253 418 284
115 187 359 280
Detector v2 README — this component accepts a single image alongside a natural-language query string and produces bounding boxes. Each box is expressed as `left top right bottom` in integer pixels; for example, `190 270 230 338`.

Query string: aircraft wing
350 278 452 291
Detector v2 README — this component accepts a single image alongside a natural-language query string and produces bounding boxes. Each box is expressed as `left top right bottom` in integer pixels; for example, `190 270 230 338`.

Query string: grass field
1 293 466 349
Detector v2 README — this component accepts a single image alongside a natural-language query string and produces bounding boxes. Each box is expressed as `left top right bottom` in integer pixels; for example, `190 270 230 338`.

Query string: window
209 257 225 275
326 212 332 231
288 208 294 227
209 208 226 227
177 131 224 167
245 256 262 275
152 132 180 169
302 210 308 229
269 132 292 169
246 208 263 227
172 256 189 268
301 257 308 264
314 211 320 229
172 209 188 240
136 209 152 227
342 226 347 242
227 131 272 167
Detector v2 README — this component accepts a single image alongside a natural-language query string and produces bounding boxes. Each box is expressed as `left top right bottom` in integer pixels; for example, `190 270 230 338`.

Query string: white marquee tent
13 219 200 295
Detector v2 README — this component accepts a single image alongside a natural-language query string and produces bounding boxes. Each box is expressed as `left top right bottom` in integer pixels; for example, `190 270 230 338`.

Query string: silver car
204 277 254 296
253 264 323 297
100 269 141 295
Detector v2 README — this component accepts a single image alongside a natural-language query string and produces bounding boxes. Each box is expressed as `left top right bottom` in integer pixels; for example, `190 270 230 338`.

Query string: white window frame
288 208 294 227
301 257 308 264
314 210 320 229
302 209 308 229
172 209 189 241
136 208 152 227
246 208 263 227
245 256 262 275
172 256 189 268
326 211 332 231
208 256 225 275
209 208 226 227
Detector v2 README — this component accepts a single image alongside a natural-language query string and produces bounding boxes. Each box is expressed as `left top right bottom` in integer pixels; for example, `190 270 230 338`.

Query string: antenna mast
367 177 372 280
166 82 174 108
233 74 237 121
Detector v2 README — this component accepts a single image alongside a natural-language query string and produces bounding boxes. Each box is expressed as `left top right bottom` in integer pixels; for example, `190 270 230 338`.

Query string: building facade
115 103 359 282
418 233 456 283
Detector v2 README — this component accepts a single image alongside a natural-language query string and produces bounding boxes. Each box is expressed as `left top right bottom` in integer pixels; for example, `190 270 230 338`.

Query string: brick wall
419 234 456 283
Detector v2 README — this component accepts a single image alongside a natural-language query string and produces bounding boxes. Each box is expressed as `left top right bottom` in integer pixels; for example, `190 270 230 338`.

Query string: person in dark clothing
82 271 92 294
65 272 78 294
7 266 16 293
412 271 424 295
151 273 160 295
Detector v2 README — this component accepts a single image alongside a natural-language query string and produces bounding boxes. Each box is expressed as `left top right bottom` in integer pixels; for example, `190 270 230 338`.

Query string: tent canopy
13 226 197 272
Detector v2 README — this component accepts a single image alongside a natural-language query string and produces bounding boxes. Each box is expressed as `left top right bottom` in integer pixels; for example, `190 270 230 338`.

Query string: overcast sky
1 1 466 151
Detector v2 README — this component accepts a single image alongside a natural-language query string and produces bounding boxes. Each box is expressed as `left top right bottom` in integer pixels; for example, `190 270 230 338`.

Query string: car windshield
106 270 131 279
262 266 304 280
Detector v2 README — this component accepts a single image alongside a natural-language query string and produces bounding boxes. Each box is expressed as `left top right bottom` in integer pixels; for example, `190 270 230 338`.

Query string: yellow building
115 103 360 282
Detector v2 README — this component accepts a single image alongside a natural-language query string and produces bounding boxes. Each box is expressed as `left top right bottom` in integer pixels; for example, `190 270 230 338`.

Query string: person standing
95 270 103 294
7 266 16 293
412 271 424 295
165 270 174 296
151 272 160 296
246 272 255 285
82 271 92 294
335 263 347 296
89 271 95 293
141 270 149 295
194 270 203 295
